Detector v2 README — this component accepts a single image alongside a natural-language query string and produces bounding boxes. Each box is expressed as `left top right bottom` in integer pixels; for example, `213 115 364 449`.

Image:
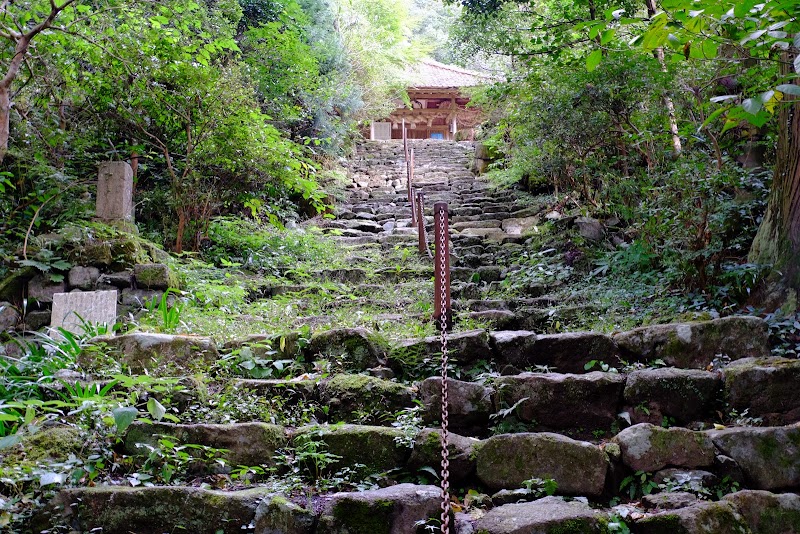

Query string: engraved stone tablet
50 290 118 334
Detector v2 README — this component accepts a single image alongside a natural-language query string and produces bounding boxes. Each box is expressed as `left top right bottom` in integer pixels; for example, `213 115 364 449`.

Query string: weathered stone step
37 484 800 533
39 484 442 534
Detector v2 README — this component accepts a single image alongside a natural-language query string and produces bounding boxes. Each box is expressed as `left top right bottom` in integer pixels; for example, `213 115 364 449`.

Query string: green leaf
742 97 762 115
586 49 603 72
777 84 800 96
734 0 759 17
0 434 23 449
113 406 138 433
600 29 616 45
147 398 166 421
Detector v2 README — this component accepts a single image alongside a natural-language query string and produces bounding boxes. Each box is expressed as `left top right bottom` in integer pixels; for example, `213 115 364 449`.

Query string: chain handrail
434 203 451 534
406 144 452 534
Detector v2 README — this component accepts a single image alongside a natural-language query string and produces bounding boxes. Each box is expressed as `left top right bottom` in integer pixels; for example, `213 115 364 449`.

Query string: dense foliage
0 0 420 260
449 0 798 308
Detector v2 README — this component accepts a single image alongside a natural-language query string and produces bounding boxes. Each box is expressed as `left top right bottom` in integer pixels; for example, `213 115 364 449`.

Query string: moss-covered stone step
391 316 769 375
233 373 415 425
123 421 287 468
37 486 272 534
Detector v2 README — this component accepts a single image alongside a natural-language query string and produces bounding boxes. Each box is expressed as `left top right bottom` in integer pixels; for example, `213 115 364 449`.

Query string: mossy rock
318 373 414 423
612 423 715 473
3 425 84 466
254 494 315 534
36 486 272 534
475 432 607 496
317 484 440 534
633 501 750 534
307 328 387 370
474 497 605 533
293 424 410 474
724 490 800 534
80 333 219 375
123 421 287 468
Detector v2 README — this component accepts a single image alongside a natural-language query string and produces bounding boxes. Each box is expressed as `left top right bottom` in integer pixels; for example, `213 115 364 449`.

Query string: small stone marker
50 290 117 335
96 161 134 222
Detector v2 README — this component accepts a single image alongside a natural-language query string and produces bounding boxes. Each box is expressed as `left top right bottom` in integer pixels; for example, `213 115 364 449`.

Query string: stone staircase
30 140 800 533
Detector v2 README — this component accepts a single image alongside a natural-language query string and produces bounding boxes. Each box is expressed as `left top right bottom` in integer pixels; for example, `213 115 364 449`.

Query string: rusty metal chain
438 207 451 534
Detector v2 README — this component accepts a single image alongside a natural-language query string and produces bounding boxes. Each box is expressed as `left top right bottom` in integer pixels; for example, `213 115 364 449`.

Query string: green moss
331 498 394 534
756 435 780 459
758 507 800 534
15 426 83 463
548 518 595 534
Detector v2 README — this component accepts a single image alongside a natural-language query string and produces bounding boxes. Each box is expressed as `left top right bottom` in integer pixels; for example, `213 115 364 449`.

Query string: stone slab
96 161 134 221
50 290 117 334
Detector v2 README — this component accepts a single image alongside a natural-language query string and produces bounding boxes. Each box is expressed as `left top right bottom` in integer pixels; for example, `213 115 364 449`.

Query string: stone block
494 371 625 435
613 316 769 368
475 433 607 496
96 161 133 222
67 266 100 290
723 357 800 425
709 425 800 491
133 263 176 290
613 423 716 472
51 290 117 335
27 274 66 304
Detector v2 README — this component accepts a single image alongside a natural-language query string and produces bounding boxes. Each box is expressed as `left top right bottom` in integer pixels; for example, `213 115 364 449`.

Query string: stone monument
50 290 118 335
96 161 134 228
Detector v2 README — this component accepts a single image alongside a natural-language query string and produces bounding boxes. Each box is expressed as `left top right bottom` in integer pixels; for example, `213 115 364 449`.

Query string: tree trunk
644 0 682 157
749 47 800 310
0 84 10 163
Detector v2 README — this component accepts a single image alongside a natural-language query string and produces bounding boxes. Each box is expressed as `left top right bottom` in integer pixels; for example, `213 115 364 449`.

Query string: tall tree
0 0 77 162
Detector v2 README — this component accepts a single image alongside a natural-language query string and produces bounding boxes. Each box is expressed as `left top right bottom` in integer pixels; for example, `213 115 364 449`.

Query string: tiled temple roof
405 59 495 89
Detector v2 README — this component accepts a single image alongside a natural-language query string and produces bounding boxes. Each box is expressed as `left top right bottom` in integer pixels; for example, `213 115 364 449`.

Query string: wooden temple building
369 59 494 141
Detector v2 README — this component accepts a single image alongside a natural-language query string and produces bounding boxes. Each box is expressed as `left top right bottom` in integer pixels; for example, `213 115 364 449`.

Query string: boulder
0 301 20 331
495 371 624 434
723 357 800 425
473 496 605 534
307 328 385 370
475 433 607 496
81 333 218 374
133 263 178 290
575 217 604 241
624 368 722 425
501 216 539 236
317 374 414 423
613 316 769 368
317 484 440 534
293 424 410 473
709 425 800 491
723 490 800 533
254 495 316 534
39 486 271 534
613 423 715 472
633 500 749 534
68 266 100 290
419 377 494 434
407 429 479 485
123 422 286 467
